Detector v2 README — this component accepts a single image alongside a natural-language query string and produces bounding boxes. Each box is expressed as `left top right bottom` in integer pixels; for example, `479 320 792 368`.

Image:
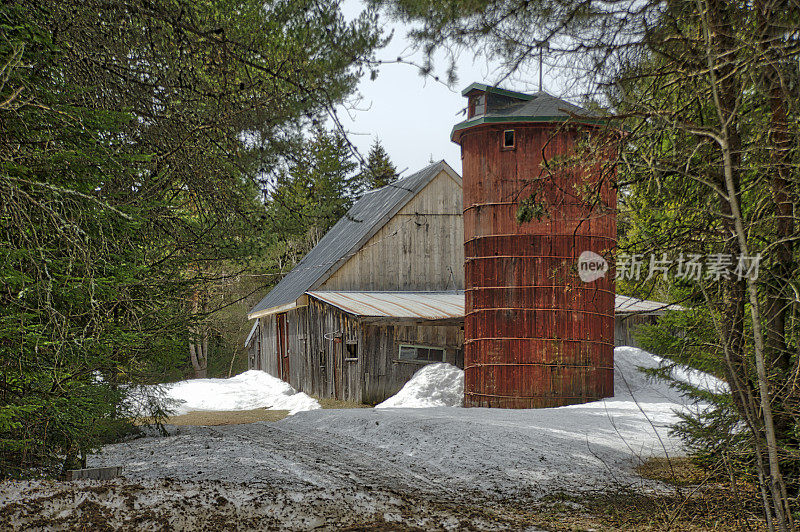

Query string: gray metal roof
304 291 682 319
308 291 465 320
249 161 455 317
486 91 598 119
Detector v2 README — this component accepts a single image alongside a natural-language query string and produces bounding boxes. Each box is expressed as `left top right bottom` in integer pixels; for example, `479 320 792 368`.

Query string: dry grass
162 408 290 426
139 397 371 427
523 457 767 531
316 397 372 409
635 456 709 486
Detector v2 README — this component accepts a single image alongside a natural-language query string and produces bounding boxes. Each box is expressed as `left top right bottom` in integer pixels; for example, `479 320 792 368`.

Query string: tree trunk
702 0 792 527
189 290 208 379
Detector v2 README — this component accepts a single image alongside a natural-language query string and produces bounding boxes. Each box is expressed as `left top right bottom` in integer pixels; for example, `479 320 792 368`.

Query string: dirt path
161 408 289 426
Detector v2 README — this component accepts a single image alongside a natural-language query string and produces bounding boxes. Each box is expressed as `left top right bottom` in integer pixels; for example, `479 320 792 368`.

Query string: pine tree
362 139 398 190
267 128 360 261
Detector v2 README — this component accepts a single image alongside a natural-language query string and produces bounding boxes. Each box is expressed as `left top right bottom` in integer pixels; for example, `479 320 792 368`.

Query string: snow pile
613 346 728 401
375 347 723 411
655 354 729 395
376 363 463 408
160 370 320 416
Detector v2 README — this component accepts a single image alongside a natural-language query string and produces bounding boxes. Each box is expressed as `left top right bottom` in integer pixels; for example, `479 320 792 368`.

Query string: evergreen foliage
266 128 363 264
0 0 381 477
361 139 398 189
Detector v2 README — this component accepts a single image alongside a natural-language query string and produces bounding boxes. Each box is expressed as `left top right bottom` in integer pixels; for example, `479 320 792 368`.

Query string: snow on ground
150 370 320 415
275 346 720 497
84 346 719 506
376 363 464 408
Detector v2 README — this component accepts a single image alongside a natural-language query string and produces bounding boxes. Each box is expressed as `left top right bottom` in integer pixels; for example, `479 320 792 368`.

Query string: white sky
339 1 558 176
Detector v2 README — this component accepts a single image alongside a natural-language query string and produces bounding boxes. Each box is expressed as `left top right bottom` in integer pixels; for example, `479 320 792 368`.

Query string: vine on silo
516 191 549 223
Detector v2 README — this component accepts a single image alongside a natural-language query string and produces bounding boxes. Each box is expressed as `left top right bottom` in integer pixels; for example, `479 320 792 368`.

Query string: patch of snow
376 347 722 410
275 346 722 497
376 363 463 408
613 346 728 400
654 354 729 395
158 370 320 415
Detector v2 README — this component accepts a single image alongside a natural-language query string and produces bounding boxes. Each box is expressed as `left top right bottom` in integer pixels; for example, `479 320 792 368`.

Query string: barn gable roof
249 161 460 318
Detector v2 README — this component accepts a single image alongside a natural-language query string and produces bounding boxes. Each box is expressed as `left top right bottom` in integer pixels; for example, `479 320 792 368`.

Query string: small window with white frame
398 344 445 362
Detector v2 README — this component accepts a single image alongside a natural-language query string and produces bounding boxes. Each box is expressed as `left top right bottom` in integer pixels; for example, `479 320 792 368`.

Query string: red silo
452 83 617 409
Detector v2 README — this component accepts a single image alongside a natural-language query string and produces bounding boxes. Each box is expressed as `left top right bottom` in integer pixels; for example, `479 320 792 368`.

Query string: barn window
345 340 358 361
502 129 515 149
398 344 445 362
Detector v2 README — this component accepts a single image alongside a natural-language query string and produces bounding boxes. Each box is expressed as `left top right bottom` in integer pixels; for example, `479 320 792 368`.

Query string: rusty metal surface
458 122 618 409
306 291 464 320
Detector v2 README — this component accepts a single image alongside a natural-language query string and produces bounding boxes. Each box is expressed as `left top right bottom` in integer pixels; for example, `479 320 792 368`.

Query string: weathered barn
247 161 465 403
246 159 679 404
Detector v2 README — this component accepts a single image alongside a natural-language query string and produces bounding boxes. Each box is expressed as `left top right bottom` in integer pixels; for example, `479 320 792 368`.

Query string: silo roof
451 89 604 142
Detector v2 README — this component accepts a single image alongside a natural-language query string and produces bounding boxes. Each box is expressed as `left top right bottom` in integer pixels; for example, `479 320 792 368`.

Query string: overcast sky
339 1 558 177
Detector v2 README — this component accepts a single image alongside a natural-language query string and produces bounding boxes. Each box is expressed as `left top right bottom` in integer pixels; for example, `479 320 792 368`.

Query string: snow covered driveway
90 347 711 500
2 347 720 530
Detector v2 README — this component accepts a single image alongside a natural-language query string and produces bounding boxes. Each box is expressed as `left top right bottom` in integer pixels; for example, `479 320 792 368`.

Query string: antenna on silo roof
538 41 549 92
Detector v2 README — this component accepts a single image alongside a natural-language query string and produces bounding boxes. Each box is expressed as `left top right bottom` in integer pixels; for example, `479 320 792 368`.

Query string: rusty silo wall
460 124 617 408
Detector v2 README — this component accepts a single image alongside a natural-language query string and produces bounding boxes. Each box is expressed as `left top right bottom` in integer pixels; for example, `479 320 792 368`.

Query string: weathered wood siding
249 301 363 402
320 170 464 292
254 314 279 376
293 300 363 402
614 315 658 348
360 321 464 404
249 301 465 404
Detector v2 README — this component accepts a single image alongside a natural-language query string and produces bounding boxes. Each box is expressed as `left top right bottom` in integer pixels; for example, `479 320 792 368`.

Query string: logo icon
578 251 608 282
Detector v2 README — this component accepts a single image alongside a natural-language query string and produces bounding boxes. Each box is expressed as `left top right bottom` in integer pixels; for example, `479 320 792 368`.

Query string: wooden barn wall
360 321 464 405
320 170 464 292
248 303 361 401
247 322 261 370
280 300 363 402
251 314 279 376
614 315 658 348
247 330 257 369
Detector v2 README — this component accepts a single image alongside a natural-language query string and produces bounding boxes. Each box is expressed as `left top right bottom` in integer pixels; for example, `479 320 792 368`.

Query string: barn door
333 336 343 400
276 313 289 382
256 335 262 371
